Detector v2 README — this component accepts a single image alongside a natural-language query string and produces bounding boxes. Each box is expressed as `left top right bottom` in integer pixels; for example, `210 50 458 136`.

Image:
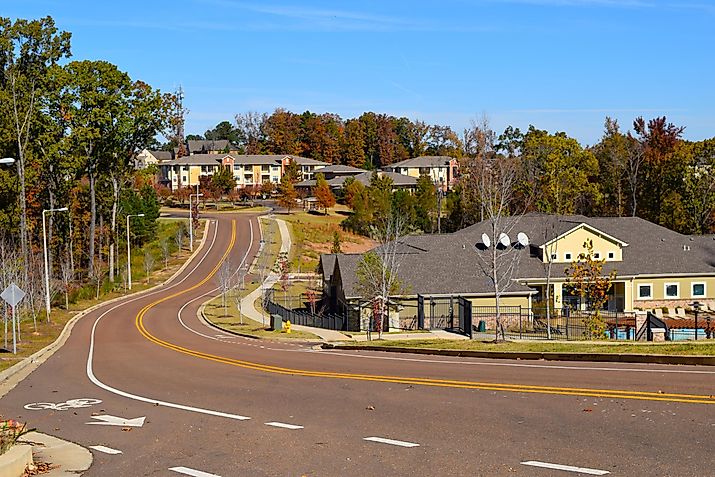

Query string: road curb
322 343 715 366
0 219 211 399
197 301 261 340
23 431 93 476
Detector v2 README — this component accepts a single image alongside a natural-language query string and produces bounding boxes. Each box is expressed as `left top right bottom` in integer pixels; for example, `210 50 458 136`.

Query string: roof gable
540 223 629 249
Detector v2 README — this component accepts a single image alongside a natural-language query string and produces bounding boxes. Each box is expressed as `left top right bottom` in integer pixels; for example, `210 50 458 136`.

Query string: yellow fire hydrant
284 320 291 334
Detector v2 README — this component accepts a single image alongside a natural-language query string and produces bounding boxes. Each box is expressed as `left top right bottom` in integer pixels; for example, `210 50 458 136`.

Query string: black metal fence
470 306 638 341
263 289 347 331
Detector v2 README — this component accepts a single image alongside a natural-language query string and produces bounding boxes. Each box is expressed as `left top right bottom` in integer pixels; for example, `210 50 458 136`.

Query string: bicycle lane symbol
24 398 103 411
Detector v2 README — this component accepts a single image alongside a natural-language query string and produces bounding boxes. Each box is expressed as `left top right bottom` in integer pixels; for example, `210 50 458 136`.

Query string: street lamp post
126 214 145 290
189 192 204 251
43 207 68 321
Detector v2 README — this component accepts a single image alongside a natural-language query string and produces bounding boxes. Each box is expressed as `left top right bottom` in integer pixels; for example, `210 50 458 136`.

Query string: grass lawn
202 295 319 340
340 338 715 355
0 219 204 373
278 205 375 272
253 218 281 276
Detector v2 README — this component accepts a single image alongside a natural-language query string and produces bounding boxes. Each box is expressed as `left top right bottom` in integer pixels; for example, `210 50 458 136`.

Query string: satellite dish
517 232 530 248
481 233 491 248
499 233 511 247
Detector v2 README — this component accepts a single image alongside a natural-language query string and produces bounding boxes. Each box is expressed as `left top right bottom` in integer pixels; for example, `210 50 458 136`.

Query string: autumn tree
633 116 685 226
277 175 298 214
521 127 599 215
313 173 335 214
0 16 71 268
564 239 617 340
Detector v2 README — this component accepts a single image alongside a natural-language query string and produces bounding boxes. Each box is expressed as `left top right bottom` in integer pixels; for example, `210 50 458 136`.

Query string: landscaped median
323 339 715 366
200 295 320 340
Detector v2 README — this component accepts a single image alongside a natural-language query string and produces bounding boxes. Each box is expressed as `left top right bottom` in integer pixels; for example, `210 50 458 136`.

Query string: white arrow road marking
521 461 610 475
363 436 420 448
86 415 146 427
169 466 221 477
89 445 122 455
265 421 304 430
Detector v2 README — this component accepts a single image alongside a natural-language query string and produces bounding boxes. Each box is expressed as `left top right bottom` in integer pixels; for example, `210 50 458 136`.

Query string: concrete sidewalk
22 432 92 476
240 216 351 342
346 329 471 342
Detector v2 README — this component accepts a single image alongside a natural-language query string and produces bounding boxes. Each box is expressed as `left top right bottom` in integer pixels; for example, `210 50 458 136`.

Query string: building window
234 165 241 171
182 176 187 183
608 252 615 259
550 253 557 260
564 252 572 261
638 284 652 299
664 283 679 299
593 252 600 259
262 165 270 172
692 282 706 298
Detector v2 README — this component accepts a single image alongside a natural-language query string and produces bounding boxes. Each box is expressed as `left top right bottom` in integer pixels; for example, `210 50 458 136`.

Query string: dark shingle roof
328 214 715 299
149 150 173 161
187 140 237 154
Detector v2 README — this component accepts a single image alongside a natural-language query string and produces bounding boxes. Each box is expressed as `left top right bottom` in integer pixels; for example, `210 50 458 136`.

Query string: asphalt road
1 212 714 477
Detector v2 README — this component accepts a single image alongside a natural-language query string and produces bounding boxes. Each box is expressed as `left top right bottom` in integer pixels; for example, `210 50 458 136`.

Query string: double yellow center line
134 219 715 406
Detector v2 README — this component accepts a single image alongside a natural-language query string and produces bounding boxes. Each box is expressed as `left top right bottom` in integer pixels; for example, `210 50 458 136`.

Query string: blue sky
5 0 715 145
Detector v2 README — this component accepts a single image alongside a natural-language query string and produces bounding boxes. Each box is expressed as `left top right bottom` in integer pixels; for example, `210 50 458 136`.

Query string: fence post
519 307 522 340
615 313 619 341
565 308 569 340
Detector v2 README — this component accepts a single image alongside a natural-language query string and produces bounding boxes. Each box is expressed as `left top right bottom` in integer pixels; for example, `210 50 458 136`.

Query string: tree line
252 115 711 237
0 16 175 316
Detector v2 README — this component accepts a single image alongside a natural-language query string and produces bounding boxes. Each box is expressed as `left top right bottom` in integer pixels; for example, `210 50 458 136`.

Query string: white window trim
692 282 707 298
637 283 653 300
564 252 573 261
664 282 680 299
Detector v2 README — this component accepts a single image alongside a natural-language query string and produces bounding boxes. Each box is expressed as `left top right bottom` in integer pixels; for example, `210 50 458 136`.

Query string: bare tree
160 238 170 269
215 260 235 316
356 212 406 340
91 259 107 300
143 252 156 284
174 225 185 252
60 256 73 311
466 119 526 341
541 217 560 340
625 135 645 217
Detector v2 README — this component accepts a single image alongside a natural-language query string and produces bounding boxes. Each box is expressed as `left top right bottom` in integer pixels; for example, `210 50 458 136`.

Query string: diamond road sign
1 282 25 308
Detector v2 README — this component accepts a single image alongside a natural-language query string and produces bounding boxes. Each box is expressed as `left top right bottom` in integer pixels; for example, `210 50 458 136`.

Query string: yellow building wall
543 226 623 264
189 166 201 186
632 276 715 304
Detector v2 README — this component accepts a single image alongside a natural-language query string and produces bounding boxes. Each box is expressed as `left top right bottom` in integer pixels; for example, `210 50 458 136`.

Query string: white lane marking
177 219 253 340
89 445 122 455
363 436 420 448
86 415 146 427
265 421 304 430
319 349 715 375
521 461 610 475
86 221 250 422
169 467 221 477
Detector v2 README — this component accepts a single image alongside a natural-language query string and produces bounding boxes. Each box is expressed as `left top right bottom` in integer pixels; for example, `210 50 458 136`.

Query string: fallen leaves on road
366 405 375 411
121 427 132 432
582 409 593 412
